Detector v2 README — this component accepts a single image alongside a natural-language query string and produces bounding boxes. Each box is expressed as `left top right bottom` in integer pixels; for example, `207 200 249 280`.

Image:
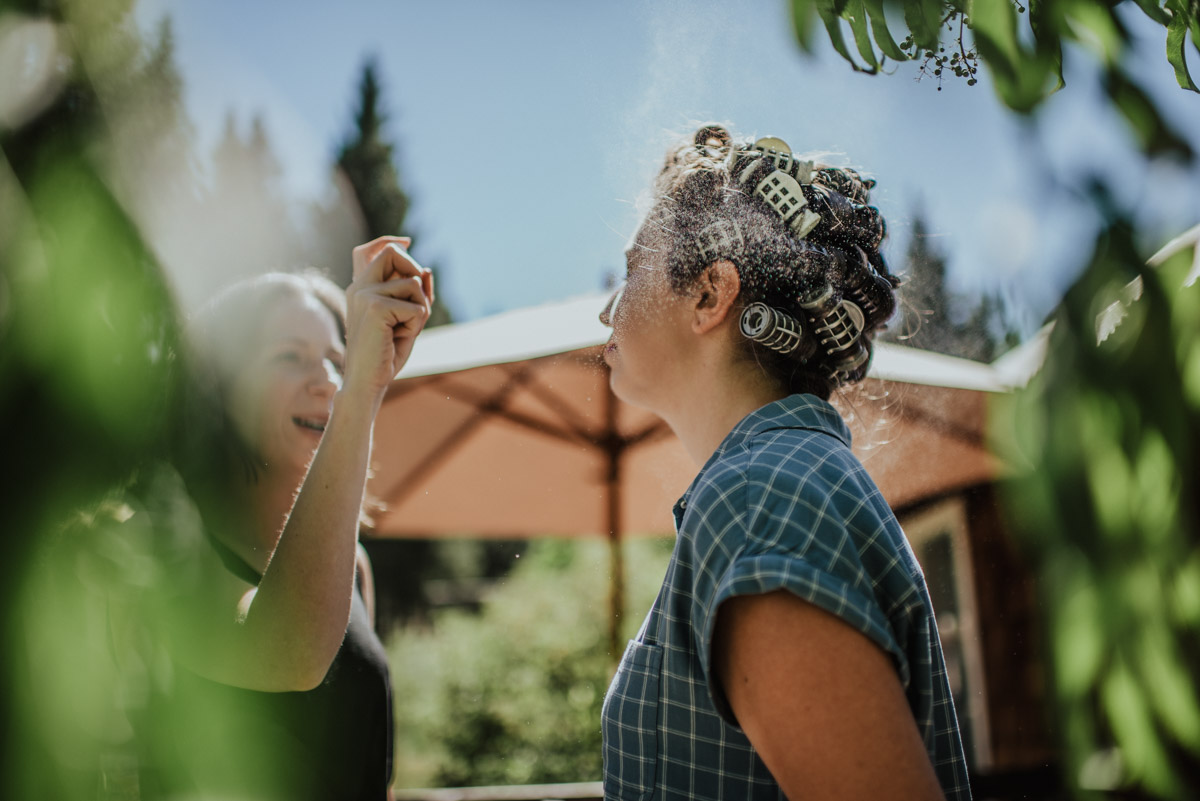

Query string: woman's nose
599 283 624 328
310 359 343 395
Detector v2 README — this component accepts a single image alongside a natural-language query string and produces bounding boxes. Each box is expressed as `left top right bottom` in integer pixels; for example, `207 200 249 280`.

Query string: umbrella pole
607 469 624 659
604 384 625 660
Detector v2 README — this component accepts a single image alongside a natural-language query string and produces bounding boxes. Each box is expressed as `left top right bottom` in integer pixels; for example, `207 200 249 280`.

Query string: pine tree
884 209 1014 362
184 111 302 305
329 57 451 325
338 59 409 246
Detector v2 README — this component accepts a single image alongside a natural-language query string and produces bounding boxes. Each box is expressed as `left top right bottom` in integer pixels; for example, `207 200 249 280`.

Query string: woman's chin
608 374 648 411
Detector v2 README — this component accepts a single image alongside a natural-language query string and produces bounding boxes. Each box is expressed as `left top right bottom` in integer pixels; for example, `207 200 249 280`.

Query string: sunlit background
5 0 1200 798
132 0 1200 324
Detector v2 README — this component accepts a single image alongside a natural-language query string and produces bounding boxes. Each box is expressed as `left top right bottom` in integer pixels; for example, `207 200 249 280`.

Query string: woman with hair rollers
599 126 971 800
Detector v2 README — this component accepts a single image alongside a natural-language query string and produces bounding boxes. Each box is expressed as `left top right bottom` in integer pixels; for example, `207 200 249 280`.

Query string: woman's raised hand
344 236 434 405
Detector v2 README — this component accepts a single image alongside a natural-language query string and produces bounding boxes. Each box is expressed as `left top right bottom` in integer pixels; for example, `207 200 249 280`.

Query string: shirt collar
715 393 852 454
673 393 852 520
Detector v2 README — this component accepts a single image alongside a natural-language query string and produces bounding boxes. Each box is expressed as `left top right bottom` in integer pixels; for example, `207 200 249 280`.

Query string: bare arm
167 237 430 692
713 590 947 801
355 542 377 629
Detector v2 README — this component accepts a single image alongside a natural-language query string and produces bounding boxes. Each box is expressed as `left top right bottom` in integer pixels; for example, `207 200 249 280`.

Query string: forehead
258 290 341 346
626 216 672 264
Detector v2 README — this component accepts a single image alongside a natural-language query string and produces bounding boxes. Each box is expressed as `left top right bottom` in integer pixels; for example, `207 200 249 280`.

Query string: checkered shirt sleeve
689 426 919 721
601 395 972 801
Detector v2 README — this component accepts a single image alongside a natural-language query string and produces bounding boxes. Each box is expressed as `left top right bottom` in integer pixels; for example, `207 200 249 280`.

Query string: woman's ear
693 260 741 335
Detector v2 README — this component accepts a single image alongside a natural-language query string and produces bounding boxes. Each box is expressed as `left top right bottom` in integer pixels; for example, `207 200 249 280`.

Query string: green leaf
1103 662 1178 796
845 0 882 71
969 0 1022 82
791 0 822 52
971 0 1065 110
1028 0 1066 92
1166 7 1199 92
863 0 909 61
1065 2 1127 64
1104 67 1196 158
1138 625 1200 750
904 0 942 51
817 0 869 71
1129 0 1172 26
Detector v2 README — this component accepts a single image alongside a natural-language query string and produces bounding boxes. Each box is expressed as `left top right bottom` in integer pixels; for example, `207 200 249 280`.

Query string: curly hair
646 125 898 399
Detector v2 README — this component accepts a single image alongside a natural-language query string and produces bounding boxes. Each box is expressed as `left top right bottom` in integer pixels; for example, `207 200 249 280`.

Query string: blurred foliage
363 538 529 635
992 209 1200 798
388 538 674 789
790 1 1200 797
1 0 188 797
790 0 1199 112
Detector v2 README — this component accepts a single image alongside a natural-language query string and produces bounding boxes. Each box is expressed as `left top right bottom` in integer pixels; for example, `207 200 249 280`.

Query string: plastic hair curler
731 136 822 239
695 220 745 265
739 302 814 359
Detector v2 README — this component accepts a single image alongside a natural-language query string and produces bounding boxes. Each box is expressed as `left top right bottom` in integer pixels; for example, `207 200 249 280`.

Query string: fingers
348 275 431 334
365 295 430 339
420 269 435 308
352 236 411 281
359 274 427 306
352 236 433 300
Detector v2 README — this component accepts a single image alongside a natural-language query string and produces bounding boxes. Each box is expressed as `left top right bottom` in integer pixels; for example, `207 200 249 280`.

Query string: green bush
387 538 674 788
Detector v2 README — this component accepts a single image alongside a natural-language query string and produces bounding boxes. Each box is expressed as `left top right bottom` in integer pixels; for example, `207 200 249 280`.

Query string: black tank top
141 536 394 801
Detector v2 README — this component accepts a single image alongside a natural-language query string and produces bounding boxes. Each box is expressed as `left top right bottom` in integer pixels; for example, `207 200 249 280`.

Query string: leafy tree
790 0 1198 115
0 1 191 797
993 215 1200 799
789 0 1200 796
337 59 410 253
387 539 674 788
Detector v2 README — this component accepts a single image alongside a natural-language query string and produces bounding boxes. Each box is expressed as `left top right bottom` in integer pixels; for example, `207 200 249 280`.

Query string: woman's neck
225 465 306 573
659 356 786 467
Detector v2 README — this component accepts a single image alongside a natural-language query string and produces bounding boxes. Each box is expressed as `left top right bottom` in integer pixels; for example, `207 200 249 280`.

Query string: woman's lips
293 416 328 435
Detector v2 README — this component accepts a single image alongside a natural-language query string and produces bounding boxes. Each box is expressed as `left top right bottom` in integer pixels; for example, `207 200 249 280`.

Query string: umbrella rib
381 374 442 404
518 370 606 442
375 370 537 509
435 377 588 446
624 418 673 448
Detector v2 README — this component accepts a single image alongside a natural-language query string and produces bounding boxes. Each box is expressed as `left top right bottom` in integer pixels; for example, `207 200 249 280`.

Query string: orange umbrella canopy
367 293 1014 541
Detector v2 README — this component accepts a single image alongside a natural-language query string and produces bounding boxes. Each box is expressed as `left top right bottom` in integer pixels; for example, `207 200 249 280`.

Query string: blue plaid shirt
601 394 972 800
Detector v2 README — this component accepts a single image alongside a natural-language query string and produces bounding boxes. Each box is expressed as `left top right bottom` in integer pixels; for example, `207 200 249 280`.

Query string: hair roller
694 219 745 265
739 302 815 359
798 280 868 372
841 246 897 328
814 166 874 205
855 205 887 251
694 125 733 157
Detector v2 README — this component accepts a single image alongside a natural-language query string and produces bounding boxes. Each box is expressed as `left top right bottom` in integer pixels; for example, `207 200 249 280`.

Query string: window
901 496 992 771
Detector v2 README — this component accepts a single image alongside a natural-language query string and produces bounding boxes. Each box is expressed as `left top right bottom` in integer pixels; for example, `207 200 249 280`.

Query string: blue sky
135 0 1200 328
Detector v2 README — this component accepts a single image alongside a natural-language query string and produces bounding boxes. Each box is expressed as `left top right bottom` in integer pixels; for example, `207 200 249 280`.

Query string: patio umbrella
367 292 1015 654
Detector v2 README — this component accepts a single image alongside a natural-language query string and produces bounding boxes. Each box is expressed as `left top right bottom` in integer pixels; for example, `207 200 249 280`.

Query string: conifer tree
885 210 1013 363
188 112 302 304
332 57 451 325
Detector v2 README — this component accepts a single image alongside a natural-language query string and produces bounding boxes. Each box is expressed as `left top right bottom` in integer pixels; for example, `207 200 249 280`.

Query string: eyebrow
276 336 345 355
